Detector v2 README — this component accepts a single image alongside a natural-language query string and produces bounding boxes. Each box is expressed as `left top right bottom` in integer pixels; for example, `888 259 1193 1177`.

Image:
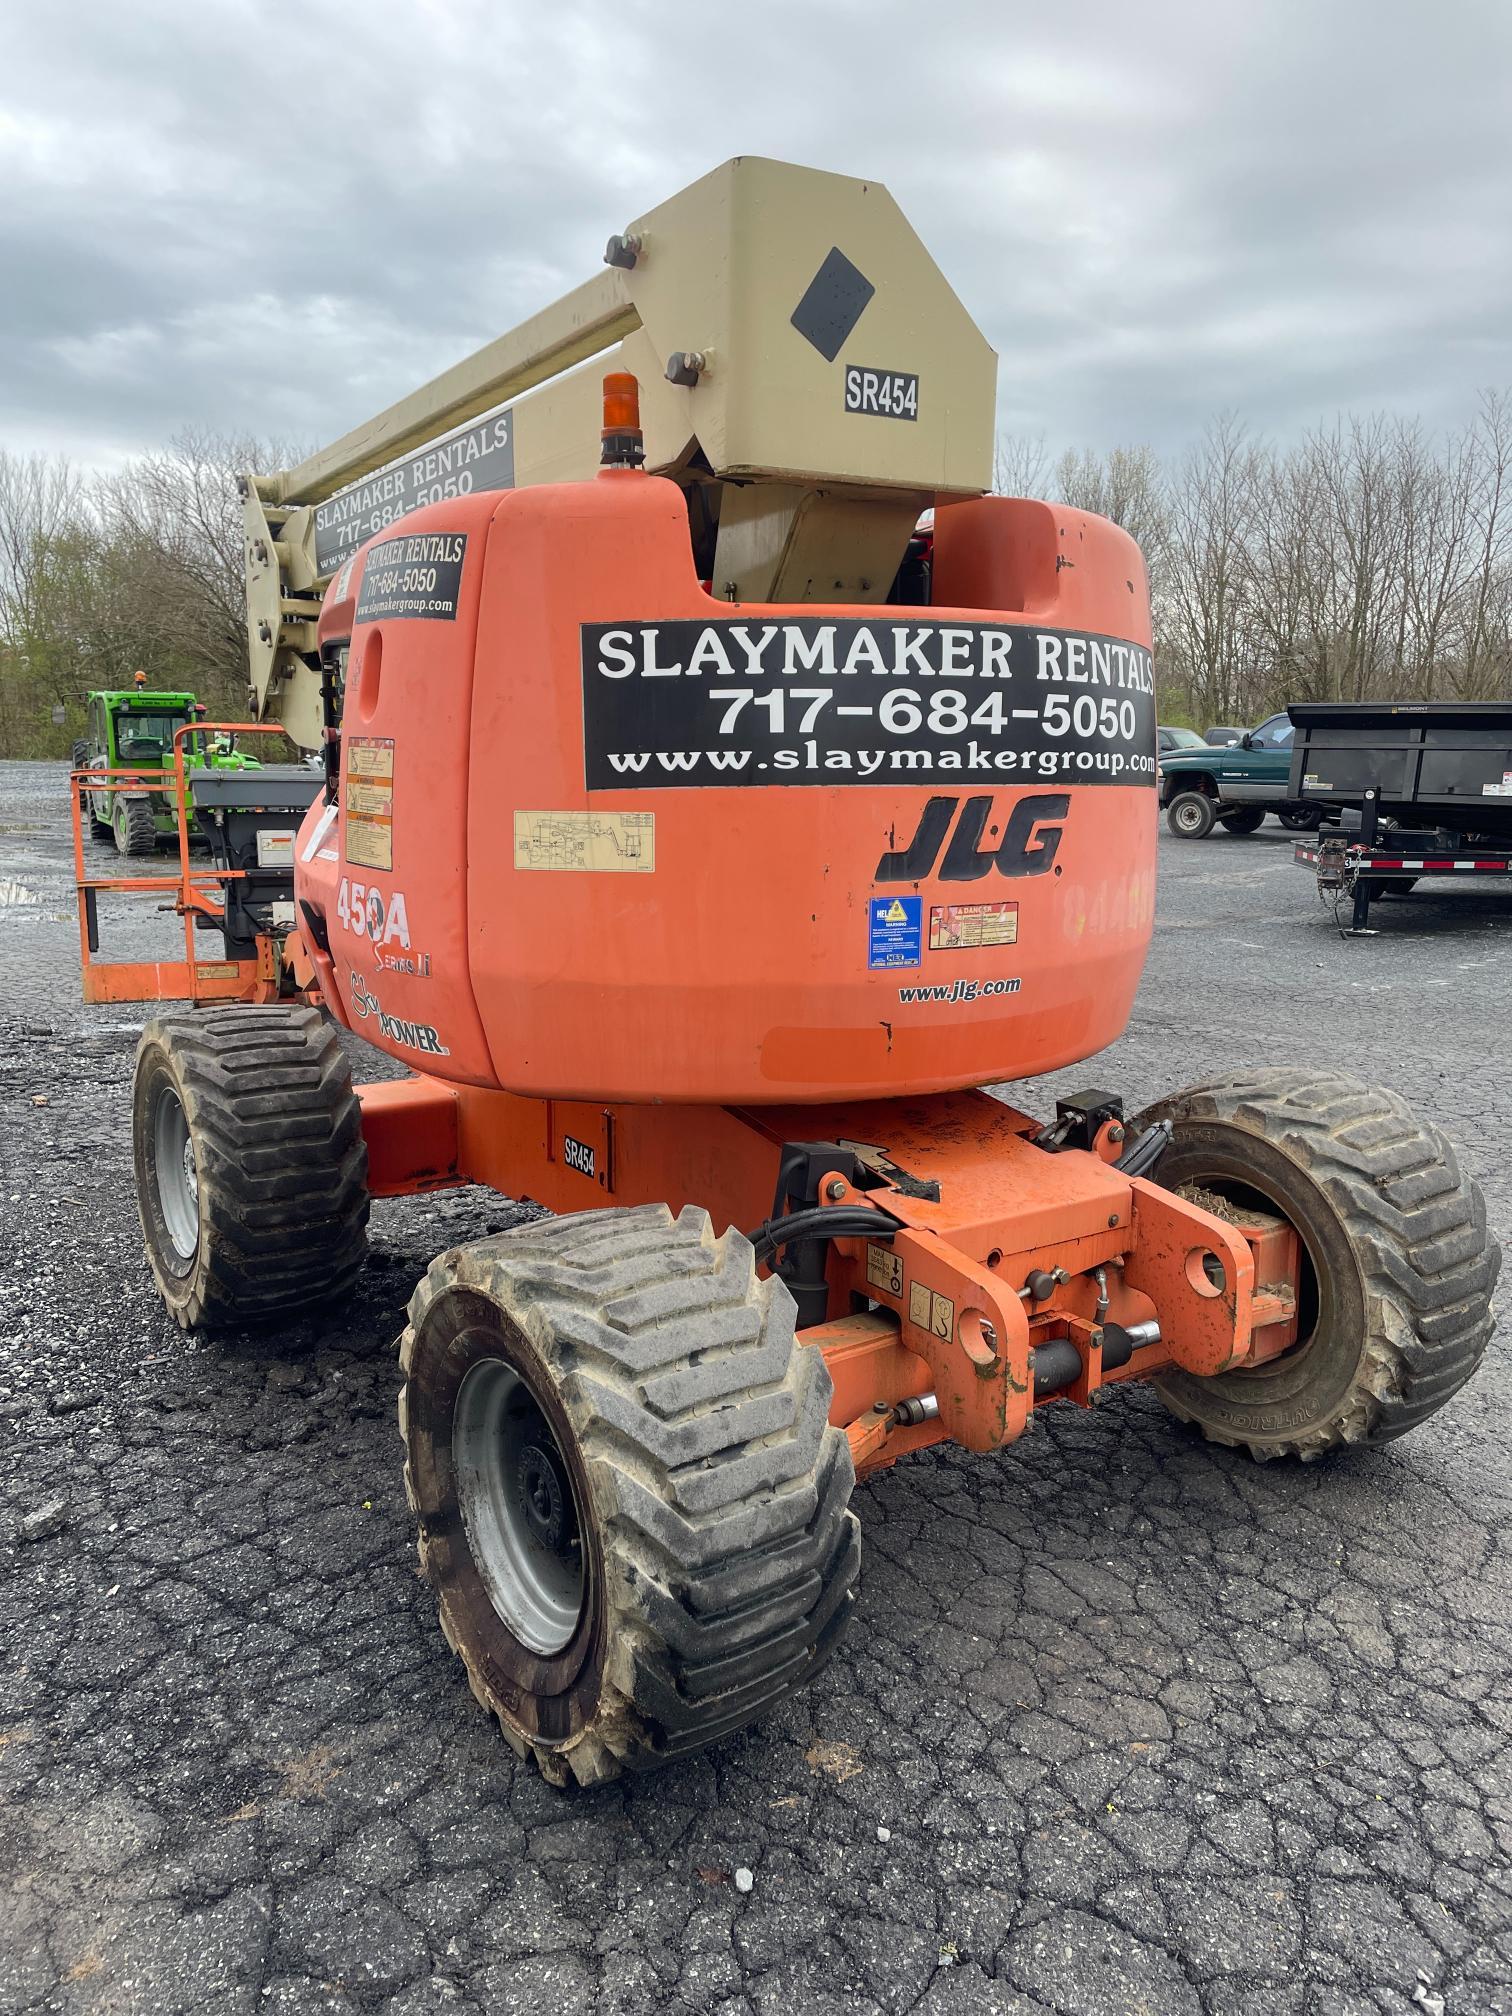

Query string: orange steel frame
68 726 1302 1477
71 722 291 1006
357 1072 1300 1479
68 721 1306 1467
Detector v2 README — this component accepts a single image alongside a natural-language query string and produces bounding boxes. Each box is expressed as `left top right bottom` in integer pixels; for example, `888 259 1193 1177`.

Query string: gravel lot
2 757 1510 2016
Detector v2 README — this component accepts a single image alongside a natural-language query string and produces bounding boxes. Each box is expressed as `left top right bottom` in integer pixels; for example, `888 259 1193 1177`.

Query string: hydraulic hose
1114 1119 1172 1180
745 1205 905 1267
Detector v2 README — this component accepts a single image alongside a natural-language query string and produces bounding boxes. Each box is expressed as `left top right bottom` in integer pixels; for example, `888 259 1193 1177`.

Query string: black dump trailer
1287 701 1512 930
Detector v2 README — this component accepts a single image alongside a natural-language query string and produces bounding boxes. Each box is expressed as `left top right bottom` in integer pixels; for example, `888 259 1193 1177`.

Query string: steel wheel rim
454 1358 585 1657
1175 801 1205 832
152 1085 199 1260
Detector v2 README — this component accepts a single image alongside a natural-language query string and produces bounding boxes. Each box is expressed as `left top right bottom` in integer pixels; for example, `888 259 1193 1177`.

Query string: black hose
1114 1120 1172 1180
745 1204 904 1266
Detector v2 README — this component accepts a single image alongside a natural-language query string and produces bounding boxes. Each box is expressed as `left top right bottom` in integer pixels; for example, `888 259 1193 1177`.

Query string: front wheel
132 1005 369 1328
1218 807 1266 834
114 799 156 856
399 1204 859 1785
1166 791 1217 839
1129 1072 1499 1459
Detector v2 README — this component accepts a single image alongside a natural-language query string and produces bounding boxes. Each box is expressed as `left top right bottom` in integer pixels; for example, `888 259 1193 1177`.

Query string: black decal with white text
844 367 919 420
315 413 512 574
581 619 1155 790
356 533 467 624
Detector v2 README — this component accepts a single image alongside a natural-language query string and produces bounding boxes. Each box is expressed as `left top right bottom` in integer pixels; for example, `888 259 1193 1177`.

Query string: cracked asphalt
2 757 1510 2016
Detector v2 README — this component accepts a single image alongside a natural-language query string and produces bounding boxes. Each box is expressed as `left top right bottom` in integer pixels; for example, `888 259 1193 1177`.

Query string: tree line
2 401 1509 758
0 432 276 758
999 394 1512 725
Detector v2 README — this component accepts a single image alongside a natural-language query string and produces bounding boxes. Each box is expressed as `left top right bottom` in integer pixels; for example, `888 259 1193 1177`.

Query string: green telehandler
73 674 262 855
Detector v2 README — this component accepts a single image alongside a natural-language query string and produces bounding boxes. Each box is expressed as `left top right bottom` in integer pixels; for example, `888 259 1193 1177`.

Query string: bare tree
992 432 1052 499
4 401 1511 757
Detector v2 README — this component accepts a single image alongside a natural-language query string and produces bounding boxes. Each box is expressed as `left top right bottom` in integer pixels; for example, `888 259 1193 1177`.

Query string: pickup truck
1158 712 1325 838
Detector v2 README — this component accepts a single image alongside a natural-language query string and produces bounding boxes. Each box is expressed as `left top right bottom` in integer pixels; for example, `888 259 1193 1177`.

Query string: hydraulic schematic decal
513 811 656 873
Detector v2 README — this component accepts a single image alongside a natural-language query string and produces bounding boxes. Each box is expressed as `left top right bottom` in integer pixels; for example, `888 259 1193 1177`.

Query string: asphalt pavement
1 759 1510 2016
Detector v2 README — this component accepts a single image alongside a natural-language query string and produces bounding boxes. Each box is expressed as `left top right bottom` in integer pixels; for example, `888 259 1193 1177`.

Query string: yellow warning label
908 1281 932 1330
345 781 392 817
345 737 394 871
883 898 909 924
866 1245 903 1297
348 742 394 779
514 811 656 873
194 962 238 980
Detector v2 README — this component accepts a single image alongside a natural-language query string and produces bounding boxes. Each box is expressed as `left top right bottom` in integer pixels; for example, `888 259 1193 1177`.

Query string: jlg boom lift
125 160 1499 1785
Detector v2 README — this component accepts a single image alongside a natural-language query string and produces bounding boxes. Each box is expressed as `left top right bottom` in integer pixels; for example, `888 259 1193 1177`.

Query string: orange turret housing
301 471 1156 1105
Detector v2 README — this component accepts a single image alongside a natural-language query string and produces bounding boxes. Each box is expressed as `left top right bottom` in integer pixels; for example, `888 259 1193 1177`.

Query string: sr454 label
844 367 918 420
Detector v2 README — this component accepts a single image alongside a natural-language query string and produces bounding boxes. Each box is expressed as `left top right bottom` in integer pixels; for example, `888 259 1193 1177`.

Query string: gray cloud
3 0 1509 470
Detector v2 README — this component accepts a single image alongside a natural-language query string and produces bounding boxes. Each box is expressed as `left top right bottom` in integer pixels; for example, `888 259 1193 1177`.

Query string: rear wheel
1377 876 1418 897
114 799 156 856
1167 791 1217 839
1130 1072 1499 1459
70 739 89 767
1278 807 1323 832
1218 807 1266 834
132 1004 369 1328
399 1203 859 1785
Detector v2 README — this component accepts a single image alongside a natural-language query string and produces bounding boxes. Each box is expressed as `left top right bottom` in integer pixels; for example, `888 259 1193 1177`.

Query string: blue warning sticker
868 894 922 969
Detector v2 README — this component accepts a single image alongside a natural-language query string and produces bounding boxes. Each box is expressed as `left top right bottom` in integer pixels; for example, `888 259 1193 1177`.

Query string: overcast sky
4 0 1510 474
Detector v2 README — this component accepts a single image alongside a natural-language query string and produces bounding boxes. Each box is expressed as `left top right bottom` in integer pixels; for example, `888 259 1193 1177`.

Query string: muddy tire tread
117 798 157 856
1133 1070 1499 1457
400 1203 859 1785
135 1004 369 1328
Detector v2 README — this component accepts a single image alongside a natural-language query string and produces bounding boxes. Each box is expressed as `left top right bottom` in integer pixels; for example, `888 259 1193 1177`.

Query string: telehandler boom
129 158 1498 1786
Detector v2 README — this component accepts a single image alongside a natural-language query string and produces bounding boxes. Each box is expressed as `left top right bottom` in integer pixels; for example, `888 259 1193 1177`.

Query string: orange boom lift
126 160 1499 1785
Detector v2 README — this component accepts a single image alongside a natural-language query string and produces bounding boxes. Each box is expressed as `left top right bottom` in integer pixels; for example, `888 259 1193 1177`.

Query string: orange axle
304 421 1296 1473
356 1072 1300 1476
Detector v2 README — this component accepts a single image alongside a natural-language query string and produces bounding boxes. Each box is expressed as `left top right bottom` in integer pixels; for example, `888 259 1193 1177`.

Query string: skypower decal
581 619 1156 790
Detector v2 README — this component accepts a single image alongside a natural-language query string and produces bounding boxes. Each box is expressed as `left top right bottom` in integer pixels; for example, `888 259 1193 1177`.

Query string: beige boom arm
242 156 997 748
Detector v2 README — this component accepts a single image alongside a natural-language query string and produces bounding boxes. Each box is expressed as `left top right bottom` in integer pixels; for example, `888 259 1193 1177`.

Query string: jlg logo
875 793 1070 883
